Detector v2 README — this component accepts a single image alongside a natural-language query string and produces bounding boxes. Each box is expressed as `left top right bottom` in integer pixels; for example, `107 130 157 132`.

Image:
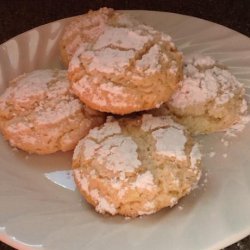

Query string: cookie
60 7 139 66
166 55 247 134
0 69 105 154
73 114 201 217
68 23 183 115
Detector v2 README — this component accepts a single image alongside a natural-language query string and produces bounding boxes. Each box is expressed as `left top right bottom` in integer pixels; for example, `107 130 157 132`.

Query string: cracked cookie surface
68 22 183 115
73 114 201 217
60 7 140 66
0 69 105 154
166 55 247 134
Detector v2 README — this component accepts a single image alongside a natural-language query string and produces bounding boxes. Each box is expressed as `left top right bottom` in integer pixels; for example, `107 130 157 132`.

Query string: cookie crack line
93 44 137 52
88 131 123 145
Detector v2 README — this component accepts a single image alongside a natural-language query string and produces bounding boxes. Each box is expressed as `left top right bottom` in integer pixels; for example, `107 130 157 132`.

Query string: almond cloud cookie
167 55 247 134
0 70 105 154
73 114 201 217
68 23 183 115
60 7 140 66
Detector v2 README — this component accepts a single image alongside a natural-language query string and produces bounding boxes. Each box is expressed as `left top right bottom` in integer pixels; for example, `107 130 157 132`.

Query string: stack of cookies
0 8 247 217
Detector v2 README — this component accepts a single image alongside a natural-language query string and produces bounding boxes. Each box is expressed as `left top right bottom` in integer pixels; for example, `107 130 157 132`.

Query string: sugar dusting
69 24 169 75
208 152 216 158
95 135 141 173
221 138 229 147
198 171 208 190
93 26 151 51
82 139 100 161
0 70 83 130
135 44 162 74
73 114 202 217
190 143 202 169
80 121 141 173
63 7 114 59
86 47 135 74
169 55 245 109
141 114 183 132
90 189 116 215
67 12 180 115
152 127 187 160
88 121 121 141
225 115 250 137
132 171 156 190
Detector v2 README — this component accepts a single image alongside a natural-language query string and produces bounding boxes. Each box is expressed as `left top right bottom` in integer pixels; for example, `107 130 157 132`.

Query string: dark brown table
0 0 249 249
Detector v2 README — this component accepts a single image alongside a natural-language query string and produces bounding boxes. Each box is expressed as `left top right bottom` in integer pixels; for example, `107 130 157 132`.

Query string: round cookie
68 23 183 115
60 7 140 66
0 70 105 154
73 114 201 217
166 55 247 134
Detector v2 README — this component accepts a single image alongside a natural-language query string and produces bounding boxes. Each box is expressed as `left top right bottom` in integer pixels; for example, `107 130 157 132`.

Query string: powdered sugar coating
74 169 89 193
0 69 105 154
190 143 202 169
60 8 113 65
0 70 63 111
152 127 187 160
141 114 183 132
240 99 248 114
167 55 247 134
84 47 135 74
99 82 126 95
35 99 83 125
0 70 80 124
76 121 141 173
225 115 250 137
68 17 182 115
73 114 201 217
93 26 151 51
135 44 162 75
81 139 100 161
189 55 215 68
93 135 141 173
90 189 117 215
60 7 140 65
170 55 243 109
88 121 121 141
132 171 156 190
69 25 170 74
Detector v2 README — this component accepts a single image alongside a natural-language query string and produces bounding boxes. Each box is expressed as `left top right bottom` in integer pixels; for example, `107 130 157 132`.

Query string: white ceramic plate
0 11 250 250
